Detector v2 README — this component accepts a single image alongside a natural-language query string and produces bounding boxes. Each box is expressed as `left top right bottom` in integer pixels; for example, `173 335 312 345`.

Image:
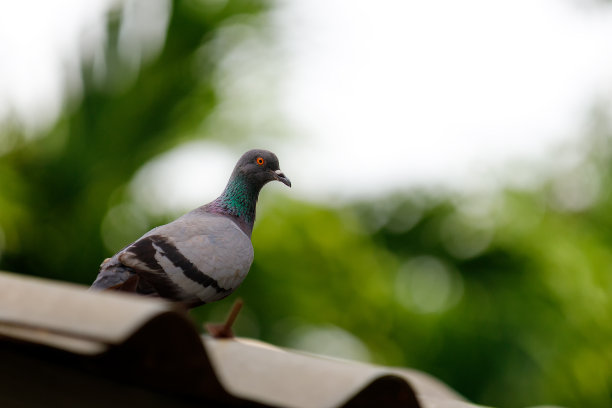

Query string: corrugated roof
0 271 491 407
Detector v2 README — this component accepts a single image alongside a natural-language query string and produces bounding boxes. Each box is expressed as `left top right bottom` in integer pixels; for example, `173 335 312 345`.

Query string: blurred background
1 0 612 406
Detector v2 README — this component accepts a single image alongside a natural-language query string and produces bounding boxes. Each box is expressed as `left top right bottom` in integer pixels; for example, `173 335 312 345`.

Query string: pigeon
90 149 291 308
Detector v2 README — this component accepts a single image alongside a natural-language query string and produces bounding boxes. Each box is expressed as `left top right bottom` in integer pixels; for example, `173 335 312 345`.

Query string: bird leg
205 298 243 338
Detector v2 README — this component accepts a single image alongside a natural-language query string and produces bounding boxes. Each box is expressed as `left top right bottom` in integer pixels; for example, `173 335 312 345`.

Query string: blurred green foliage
1 2 612 408
0 0 269 282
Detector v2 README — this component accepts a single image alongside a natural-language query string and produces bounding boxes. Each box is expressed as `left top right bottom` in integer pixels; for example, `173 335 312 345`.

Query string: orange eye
256 157 265 166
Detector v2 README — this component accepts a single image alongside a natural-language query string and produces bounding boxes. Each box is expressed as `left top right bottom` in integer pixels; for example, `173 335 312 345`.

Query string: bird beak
274 169 292 187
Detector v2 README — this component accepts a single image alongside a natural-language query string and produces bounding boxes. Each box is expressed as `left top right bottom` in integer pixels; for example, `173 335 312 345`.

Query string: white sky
2 0 612 210
274 0 612 199
0 0 112 132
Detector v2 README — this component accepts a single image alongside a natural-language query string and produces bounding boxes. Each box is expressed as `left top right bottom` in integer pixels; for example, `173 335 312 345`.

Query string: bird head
234 149 291 189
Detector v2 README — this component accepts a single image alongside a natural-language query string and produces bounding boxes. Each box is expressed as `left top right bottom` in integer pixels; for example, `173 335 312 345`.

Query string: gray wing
117 211 254 305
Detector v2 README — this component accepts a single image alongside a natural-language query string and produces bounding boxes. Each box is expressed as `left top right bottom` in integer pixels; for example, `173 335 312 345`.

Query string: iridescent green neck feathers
209 174 259 227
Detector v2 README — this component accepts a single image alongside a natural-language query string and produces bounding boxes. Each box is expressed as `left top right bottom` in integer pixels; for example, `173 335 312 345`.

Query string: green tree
0 0 270 283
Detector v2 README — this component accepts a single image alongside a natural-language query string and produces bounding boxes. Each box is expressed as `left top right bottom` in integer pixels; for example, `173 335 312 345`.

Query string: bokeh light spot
395 256 464 314
440 213 494 259
100 203 150 252
286 324 372 362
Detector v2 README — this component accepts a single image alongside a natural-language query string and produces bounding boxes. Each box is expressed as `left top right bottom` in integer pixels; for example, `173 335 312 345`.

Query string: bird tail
90 256 139 292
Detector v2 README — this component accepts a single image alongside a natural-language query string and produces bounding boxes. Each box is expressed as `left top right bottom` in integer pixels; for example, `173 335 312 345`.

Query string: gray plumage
90 149 290 308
